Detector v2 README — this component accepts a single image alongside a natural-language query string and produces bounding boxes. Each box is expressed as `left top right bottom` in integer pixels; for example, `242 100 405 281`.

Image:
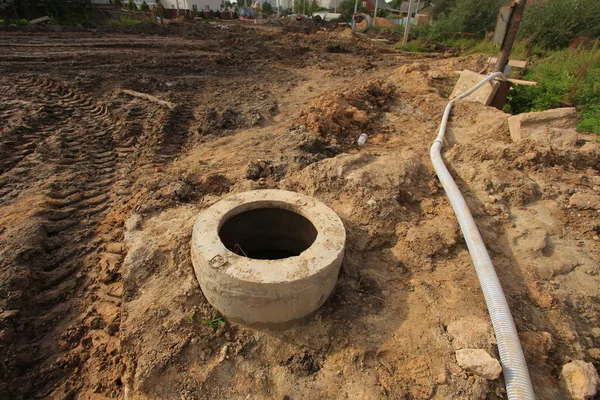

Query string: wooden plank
452 71 538 86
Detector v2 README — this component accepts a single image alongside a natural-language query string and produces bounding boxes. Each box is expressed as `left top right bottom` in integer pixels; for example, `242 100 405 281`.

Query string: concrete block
450 70 500 106
29 16 50 25
191 190 346 325
508 107 577 142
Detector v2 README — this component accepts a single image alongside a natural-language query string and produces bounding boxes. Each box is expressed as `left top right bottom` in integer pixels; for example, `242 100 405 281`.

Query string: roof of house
397 0 427 14
377 1 399 12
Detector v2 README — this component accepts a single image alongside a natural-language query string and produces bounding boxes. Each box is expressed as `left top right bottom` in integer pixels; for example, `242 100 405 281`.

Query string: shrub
427 0 504 39
376 8 389 18
518 0 600 50
262 2 273 16
505 41 600 134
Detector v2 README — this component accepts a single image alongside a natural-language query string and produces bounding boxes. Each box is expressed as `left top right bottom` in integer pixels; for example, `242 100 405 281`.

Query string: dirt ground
1 20 599 400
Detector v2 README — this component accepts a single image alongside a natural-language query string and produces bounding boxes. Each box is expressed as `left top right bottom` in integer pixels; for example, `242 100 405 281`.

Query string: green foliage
292 0 319 15
45 0 88 24
518 0 600 50
127 0 138 11
427 0 504 39
376 8 389 18
113 0 124 8
398 38 434 52
202 311 225 329
262 2 273 16
102 16 142 26
140 1 150 12
505 41 600 134
338 0 367 19
0 18 28 26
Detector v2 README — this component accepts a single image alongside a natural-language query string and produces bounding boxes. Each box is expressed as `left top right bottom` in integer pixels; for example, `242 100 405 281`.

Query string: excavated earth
1 21 599 400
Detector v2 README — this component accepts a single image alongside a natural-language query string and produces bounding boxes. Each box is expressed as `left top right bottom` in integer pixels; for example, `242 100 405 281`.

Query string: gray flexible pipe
430 72 536 399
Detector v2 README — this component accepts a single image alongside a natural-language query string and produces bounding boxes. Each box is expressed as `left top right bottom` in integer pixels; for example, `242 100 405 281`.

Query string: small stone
588 348 600 361
561 360 600 400
570 192 600 211
447 317 494 350
520 331 553 362
455 349 502 380
125 214 143 232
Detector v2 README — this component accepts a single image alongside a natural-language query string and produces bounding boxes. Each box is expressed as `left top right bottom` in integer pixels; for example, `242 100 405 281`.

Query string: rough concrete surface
508 107 578 142
191 189 346 324
450 69 500 105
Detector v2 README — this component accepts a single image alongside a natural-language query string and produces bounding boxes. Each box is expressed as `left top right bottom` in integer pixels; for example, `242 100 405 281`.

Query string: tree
428 0 504 38
113 0 124 8
262 2 273 16
127 0 138 11
140 1 150 11
376 8 389 17
338 0 367 19
225 0 233 10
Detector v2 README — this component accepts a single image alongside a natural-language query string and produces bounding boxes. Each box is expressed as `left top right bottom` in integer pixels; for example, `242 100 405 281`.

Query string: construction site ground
1 21 599 400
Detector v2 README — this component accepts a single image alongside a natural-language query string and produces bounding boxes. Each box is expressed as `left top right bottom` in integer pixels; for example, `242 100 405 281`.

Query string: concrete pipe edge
191 189 346 325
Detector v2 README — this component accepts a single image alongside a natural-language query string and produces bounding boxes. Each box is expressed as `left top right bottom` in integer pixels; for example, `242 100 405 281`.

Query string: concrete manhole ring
191 189 346 324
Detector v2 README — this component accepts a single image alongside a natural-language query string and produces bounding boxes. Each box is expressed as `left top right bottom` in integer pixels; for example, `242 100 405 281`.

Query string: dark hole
219 208 318 260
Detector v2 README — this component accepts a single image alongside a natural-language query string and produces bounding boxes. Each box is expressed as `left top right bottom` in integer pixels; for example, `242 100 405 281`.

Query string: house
398 0 427 16
362 0 399 13
159 0 225 13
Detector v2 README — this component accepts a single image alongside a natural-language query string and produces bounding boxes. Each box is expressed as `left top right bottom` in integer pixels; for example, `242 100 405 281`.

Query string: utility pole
351 0 359 30
494 0 528 73
373 0 378 26
402 0 413 46
303 0 306 15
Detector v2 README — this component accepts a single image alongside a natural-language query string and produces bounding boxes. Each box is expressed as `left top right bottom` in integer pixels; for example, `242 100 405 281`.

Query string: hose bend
430 72 535 400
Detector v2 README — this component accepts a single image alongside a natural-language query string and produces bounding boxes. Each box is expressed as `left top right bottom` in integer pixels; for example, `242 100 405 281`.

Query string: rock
125 214 143 232
520 331 553 361
447 317 494 350
588 348 600 361
561 360 600 399
508 107 577 142
455 349 502 380
569 192 600 211
450 70 500 106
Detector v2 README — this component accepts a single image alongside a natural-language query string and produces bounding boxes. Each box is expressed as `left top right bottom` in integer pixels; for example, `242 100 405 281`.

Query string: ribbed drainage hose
430 72 536 400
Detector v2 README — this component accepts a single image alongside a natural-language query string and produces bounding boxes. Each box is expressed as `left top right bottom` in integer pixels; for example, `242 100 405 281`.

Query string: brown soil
1 21 599 400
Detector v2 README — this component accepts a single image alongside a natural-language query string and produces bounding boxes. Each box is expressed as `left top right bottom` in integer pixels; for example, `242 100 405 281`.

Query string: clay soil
1 20 599 400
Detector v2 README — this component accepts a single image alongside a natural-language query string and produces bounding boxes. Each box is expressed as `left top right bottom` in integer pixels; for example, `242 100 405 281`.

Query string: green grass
505 41 600 134
101 16 142 27
398 37 434 53
202 311 225 329
0 18 28 26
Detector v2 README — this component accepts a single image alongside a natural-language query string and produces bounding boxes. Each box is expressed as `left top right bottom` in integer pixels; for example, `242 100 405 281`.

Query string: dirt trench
1 22 600 400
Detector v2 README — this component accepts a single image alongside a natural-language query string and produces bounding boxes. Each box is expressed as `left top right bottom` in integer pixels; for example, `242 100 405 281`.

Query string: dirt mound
1 26 600 400
295 79 395 149
357 16 397 30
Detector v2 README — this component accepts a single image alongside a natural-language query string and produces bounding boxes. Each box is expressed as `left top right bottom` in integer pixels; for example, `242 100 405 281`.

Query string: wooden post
402 0 413 46
373 0 379 26
494 0 528 73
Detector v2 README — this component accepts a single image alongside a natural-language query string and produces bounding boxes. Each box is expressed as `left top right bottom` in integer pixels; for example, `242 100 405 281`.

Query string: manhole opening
219 208 318 260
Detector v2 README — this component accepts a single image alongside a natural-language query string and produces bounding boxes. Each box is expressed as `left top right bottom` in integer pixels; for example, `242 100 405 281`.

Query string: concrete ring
191 189 346 324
